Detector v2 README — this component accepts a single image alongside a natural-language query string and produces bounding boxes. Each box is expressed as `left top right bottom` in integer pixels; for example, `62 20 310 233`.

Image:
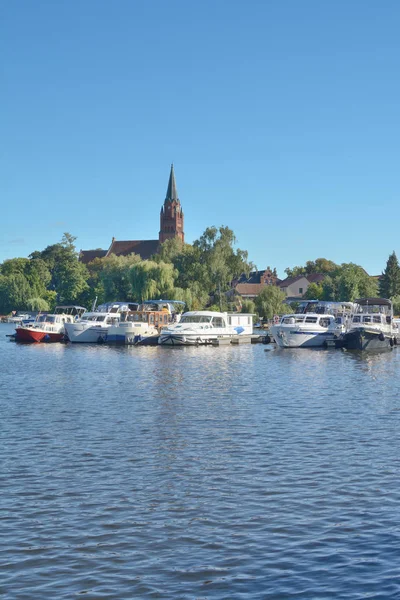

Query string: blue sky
1 0 400 278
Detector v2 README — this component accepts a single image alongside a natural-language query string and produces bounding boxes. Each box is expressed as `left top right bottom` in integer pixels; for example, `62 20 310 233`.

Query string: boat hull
159 333 231 346
15 328 64 343
341 328 393 351
270 326 334 348
64 324 109 343
15 328 46 343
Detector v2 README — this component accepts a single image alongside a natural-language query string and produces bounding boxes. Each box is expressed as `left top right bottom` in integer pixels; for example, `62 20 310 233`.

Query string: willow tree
254 286 288 320
129 260 177 301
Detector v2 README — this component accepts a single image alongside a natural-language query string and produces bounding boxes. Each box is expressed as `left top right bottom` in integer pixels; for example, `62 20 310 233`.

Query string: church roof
165 164 179 202
106 239 159 260
79 249 107 264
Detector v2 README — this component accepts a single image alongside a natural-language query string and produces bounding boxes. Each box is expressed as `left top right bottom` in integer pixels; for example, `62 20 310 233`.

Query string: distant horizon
2 1 399 278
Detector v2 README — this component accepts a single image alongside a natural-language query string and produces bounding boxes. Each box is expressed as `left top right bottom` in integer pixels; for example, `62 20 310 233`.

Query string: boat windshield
82 313 107 322
180 315 212 324
319 317 332 327
45 316 56 323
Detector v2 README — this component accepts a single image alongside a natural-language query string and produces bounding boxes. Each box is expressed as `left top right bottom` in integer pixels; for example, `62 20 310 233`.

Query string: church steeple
159 164 184 244
165 163 178 202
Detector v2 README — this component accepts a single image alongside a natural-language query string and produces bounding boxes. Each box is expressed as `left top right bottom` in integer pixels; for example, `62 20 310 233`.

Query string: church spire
165 163 178 202
159 164 184 244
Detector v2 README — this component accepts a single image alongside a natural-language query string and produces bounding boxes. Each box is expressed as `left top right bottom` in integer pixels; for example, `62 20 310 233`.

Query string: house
278 273 325 298
232 268 280 299
79 165 184 264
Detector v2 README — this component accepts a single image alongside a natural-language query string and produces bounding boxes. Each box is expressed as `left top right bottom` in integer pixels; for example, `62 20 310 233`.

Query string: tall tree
35 233 89 304
380 251 400 299
331 263 378 302
254 286 288 320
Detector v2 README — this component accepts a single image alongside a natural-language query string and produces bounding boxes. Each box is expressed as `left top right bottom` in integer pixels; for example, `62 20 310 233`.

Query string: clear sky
1 0 400 278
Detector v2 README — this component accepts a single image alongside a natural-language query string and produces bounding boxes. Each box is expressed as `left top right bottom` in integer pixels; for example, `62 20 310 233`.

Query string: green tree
194 226 252 285
254 286 288 320
96 253 141 301
380 251 400 299
0 273 33 313
129 260 177 301
303 282 324 300
332 263 378 301
35 233 89 304
240 299 256 315
25 297 50 311
391 295 400 316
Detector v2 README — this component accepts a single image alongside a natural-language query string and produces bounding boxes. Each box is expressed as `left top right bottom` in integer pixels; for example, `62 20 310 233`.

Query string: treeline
285 255 400 314
0 227 254 314
1 230 399 318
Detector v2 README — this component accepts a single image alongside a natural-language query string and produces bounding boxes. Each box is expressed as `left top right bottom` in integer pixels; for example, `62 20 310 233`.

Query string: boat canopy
54 305 87 315
142 299 185 305
355 298 391 307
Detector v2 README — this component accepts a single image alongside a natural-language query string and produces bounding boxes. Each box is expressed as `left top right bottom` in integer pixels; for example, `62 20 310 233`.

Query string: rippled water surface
1 323 400 599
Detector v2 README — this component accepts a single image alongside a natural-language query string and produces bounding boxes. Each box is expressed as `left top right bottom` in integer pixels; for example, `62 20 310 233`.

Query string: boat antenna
91 296 98 311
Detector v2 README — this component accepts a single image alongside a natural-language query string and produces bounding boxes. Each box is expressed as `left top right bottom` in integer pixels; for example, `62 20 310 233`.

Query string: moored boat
339 298 394 351
270 301 354 348
158 311 253 346
15 306 86 343
96 299 185 344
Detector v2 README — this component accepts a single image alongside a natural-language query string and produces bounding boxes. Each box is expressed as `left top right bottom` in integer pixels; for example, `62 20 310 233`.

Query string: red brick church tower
159 164 184 244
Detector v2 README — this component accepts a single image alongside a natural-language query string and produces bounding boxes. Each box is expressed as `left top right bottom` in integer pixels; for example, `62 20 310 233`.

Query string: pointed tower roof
165 163 179 203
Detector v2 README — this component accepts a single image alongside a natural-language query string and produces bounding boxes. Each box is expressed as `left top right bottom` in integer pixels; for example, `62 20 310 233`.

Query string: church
79 165 184 264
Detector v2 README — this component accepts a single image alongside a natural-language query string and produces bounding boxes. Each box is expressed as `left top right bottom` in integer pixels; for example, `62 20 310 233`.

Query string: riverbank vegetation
1 230 399 319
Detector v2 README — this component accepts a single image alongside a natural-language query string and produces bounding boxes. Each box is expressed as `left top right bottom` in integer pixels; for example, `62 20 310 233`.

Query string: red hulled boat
15 306 86 343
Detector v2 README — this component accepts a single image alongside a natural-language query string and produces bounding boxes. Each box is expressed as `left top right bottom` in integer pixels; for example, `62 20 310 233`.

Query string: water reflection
2 324 400 598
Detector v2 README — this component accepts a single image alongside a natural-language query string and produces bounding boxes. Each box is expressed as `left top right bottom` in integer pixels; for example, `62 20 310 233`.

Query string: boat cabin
121 309 172 329
280 314 335 327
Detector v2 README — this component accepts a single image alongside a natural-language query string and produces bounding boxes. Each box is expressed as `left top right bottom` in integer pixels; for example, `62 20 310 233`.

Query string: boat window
319 318 331 327
335 317 342 324
282 317 295 324
295 317 305 323
180 316 213 324
305 317 318 323
353 316 361 323
212 317 224 327
45 316 56 323
373 316 381 324
95 316 105 322
363 316 371 323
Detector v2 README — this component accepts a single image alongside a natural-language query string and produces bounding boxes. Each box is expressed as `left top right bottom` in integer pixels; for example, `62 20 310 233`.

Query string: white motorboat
158 311 254 346
270 301 355 348
63 302 136 343
6 312 31 324
270 313 338 348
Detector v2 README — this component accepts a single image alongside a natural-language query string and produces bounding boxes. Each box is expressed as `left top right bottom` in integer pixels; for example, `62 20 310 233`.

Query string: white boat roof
282 312 335 318
182 311 254 318
82 311 119 317
182 311 226 318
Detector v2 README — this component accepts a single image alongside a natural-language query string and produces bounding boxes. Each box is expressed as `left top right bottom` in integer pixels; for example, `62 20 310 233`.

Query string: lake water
1 322 400 599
